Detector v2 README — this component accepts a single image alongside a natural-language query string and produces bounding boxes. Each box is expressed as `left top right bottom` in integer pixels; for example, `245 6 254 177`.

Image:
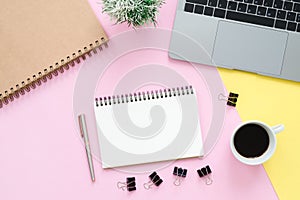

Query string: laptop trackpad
212 21 288 75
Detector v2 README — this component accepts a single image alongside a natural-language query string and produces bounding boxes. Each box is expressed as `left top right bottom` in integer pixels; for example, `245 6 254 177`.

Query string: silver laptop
169 0 300 82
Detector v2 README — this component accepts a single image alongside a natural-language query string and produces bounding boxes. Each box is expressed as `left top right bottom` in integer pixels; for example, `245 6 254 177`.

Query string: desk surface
0 0 299 199
92 0 300 198
219 68 300 200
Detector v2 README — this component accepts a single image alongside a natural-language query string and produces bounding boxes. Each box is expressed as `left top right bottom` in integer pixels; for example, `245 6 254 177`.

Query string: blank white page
94 86 203 168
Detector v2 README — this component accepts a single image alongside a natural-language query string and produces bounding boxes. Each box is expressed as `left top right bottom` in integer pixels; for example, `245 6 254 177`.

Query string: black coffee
234 124 270 158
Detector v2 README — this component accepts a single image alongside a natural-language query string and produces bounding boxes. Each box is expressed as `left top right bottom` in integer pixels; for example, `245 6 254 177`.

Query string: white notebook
94 86 204 168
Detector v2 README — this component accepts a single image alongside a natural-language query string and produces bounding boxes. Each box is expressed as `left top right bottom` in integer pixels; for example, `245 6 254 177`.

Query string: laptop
169 0 300 82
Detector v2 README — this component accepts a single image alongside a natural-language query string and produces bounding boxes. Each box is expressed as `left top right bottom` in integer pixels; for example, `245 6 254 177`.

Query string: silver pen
78 114 95 182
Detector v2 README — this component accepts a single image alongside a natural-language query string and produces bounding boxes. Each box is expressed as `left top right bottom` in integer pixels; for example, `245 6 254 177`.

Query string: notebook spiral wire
95 85 194 107
0 38 108 109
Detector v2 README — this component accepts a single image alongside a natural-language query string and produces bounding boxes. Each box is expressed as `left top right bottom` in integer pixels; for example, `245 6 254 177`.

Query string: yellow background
219 68 300 200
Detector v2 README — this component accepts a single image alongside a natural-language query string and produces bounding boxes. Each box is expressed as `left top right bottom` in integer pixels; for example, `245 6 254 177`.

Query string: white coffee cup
230 120 284 165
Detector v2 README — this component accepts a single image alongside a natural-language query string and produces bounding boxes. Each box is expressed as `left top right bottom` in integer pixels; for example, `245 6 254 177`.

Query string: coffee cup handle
271 124 284 134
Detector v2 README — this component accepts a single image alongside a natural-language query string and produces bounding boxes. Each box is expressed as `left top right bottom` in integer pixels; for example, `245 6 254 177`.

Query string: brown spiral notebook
0 0 108 108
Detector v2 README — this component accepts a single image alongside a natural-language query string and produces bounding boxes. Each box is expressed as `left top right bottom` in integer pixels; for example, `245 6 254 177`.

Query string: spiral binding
95 86 194 107
0 38 108 109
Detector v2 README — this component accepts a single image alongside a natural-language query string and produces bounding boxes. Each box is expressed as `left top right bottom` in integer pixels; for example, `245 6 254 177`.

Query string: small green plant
102 0 165 27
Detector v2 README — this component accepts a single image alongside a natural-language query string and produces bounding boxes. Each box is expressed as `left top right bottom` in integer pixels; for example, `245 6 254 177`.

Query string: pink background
0 0 277 199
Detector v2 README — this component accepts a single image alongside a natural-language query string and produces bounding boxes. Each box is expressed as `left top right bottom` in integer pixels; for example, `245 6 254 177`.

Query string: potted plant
102 0 165 27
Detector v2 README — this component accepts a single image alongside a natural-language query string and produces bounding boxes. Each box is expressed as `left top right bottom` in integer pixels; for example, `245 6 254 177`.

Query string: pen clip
78 114 85 138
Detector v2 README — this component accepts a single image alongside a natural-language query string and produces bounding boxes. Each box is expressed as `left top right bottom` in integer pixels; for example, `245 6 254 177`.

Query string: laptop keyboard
184 0 300 32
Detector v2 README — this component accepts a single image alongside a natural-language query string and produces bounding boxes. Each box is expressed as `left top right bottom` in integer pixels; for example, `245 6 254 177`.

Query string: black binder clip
173 166 187 186
218 92 239 107
197 165 213 185
143 171 163 190
117 177 136 192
